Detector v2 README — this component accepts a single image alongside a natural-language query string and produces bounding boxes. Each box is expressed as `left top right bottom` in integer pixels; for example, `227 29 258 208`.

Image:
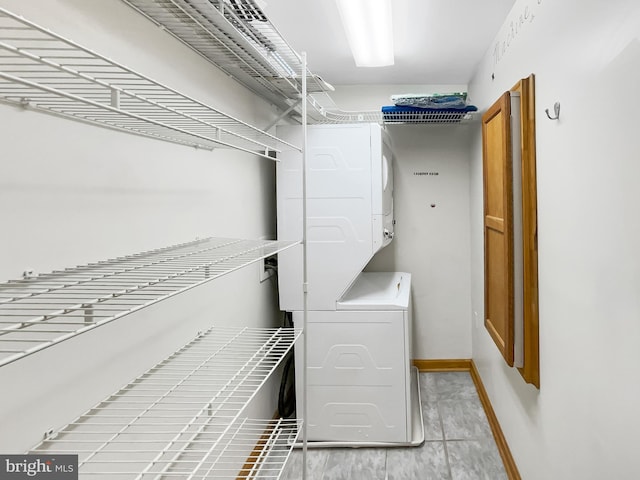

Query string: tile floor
280 372 508 480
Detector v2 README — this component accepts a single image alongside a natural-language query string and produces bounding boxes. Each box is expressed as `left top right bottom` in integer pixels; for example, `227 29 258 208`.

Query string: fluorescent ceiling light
335 0 394 67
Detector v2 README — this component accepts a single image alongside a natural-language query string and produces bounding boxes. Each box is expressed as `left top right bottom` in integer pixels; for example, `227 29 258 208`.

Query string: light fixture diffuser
335 0 394 67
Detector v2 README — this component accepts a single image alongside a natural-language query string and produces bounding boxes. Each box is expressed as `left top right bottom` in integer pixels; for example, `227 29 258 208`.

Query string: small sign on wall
413 172 439 176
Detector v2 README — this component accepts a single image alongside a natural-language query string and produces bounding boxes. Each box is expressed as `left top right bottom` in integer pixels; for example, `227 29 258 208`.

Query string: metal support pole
301 51 309 480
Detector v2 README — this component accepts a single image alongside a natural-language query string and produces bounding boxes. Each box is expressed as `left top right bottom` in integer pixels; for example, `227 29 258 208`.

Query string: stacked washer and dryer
276 123 423 446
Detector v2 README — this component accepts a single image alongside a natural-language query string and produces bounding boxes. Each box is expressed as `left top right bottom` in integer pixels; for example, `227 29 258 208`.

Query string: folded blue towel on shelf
382 105 478 113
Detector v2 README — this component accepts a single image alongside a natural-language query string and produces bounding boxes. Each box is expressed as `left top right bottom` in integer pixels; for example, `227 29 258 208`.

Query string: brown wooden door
482 92 515 366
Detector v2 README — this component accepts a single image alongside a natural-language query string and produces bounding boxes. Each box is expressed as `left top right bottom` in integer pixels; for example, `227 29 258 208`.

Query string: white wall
468 1 640 478
0 0 284 453
326 85 474 360
367 125 473 359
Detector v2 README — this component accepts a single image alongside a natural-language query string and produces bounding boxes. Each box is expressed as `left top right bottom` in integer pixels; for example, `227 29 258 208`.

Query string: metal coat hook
545 102 560 120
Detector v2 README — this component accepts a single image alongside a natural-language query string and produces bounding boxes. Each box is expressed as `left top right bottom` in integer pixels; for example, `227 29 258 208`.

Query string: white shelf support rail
0 7 301 157
31 326 301 479
0 237 299 367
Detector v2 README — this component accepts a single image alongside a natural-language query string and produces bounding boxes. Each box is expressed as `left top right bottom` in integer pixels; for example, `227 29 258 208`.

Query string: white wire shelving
0 7 300 158
118 1 477 127
381 109 476 124
31 326 300 479
305 91 383 124
119 0 389 126
0 6 307 477
0 237 298 368
121 0 330 119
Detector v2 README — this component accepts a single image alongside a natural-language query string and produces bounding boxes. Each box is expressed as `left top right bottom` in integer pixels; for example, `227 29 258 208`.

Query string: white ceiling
262 0 516 86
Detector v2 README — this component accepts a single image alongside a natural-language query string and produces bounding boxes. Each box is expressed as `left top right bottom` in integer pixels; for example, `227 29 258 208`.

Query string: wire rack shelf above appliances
120 0 385 126
0 7 299 158
381 109 476 124
0 237 299 368
121 0 330 113
31 326 301 479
